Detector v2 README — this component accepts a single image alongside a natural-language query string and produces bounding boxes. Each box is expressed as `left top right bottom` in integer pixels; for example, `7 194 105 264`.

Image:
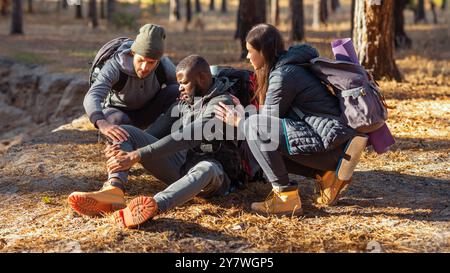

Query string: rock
53 78 88 121
34 74 74 123
366 240 384 253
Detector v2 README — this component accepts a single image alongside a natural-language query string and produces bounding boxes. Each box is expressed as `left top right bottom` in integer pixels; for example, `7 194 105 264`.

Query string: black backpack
210 66 256 107
89 37 167 93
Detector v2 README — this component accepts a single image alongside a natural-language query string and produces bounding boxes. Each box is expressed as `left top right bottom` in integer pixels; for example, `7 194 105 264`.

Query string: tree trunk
100 0 105 19
169 0 181 21
290 0 304 41
414 0 427 23
76 1 83 18
1 0 9 16
62 0 68 9
353 0 401 81
11 0 23 34
221 0 227 13
27 0 32 13
106 0 115 21
320 0 328 24
256 0 266 23
186 0 191 23
442 0 447 10
195 0 201 13
331 0 339 12
350 0 355 37
430 0 438 24
271 0 279 25
89 0 98 28
238 0 264 59
394 0 412 48
209 0 214 11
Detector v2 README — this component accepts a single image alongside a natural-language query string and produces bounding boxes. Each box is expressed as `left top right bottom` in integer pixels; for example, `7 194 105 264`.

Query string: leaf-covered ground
0 0 448 252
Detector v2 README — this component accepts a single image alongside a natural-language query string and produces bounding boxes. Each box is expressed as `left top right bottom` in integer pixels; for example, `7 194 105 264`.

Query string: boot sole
113 196 157 229
254 207 304 217
68 194 125 217
337 135 368 181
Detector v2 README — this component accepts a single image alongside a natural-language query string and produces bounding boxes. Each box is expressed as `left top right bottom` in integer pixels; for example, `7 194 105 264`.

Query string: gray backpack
295 57 389 133
89 37 167 92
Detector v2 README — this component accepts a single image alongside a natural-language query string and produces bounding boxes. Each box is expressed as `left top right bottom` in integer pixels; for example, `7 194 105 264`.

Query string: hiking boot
68 183 126 217
251 188 303 216
315 171 351 206
113 196 158 229
315 135 368 206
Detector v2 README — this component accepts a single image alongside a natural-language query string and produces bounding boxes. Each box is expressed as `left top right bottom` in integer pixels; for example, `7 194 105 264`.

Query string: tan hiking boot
315 171 351 206
251 188 303 216
113 196 158 229
68 183 126 217
315 135 368 206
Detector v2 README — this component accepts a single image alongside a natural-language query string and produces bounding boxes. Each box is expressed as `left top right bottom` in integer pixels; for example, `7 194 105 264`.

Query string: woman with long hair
215 24 367 216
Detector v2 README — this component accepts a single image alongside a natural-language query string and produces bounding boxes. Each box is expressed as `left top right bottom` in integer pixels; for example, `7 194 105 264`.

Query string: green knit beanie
131 24 166 60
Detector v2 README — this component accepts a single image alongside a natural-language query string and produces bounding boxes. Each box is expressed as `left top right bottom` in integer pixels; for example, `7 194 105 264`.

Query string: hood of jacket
274 44 319 70
113 40 139 77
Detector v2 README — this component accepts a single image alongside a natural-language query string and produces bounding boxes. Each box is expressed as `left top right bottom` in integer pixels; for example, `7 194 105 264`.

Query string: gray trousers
103 84 179 129
108 125 228 212
243 115 345 191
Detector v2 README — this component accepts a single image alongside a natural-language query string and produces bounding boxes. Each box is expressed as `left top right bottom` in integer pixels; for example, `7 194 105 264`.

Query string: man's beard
183 84 203 105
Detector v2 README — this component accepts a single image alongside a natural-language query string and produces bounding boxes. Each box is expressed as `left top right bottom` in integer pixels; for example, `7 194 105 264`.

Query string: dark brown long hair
246 24 286 105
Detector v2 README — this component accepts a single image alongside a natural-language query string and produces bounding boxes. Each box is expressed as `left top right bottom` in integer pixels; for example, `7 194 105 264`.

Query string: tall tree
186 0 192 23
271 0 279 26
10 0 23 34
62 0 68 9
169 0 181 21
195 0 201 13
350 0 355 37
394 0 412 48
27 0 32 13
256 0 266 23
353 0 401 81
89 0 98 28
331 0 340 12
414 0 427 23
100 0 105 19
1 0 9 16
209 0 214 11
106 0 115 21
313 0 328 28
75 0 83 19
442 0 447 10
237 0 265 59
430 0 438 24
221 0 227 13
290 0 304 41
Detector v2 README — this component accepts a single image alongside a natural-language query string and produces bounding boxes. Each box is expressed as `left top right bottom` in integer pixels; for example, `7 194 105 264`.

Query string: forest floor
0 0 449 252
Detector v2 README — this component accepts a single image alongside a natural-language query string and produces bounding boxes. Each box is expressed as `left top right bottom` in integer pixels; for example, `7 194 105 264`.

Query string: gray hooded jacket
83 41 177 125
136 77 235 161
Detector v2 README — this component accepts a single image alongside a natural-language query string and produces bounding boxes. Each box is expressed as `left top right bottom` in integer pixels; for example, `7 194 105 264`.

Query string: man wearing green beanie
84 24 180 143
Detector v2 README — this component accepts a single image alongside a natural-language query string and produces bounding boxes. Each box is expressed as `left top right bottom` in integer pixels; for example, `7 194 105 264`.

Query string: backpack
89 37 167 93
295 57 389 133
210 66 256 107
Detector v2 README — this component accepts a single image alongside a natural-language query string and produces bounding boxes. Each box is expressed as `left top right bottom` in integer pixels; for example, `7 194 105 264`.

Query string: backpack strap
111 70 128 92
155 61 167 86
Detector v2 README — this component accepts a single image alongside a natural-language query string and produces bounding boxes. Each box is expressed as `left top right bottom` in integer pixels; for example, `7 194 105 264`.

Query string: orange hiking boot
68 183 126 217
251 188 303 217
113 196 158 229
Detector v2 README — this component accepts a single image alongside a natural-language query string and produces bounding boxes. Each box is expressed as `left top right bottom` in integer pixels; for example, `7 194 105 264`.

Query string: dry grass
0 1 449 252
